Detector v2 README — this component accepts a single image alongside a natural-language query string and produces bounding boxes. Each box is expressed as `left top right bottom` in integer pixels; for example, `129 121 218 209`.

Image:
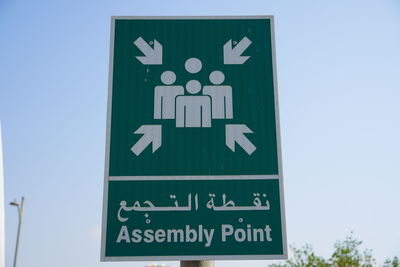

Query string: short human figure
203 71 233 119
154 71 184 119
176 80 212 128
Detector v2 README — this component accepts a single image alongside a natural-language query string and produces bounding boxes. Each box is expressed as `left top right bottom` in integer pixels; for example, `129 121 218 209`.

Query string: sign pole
180 261 214 267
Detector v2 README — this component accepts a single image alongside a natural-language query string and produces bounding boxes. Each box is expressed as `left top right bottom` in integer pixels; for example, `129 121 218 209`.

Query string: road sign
101 16 287 261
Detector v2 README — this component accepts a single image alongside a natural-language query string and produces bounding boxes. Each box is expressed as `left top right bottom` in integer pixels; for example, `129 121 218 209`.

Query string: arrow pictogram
225 124 256 155
133 37 163 65
223 37 252 65
131 125 162 156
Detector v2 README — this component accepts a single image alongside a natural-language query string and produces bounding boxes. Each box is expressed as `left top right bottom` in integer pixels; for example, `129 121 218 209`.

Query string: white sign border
101 15 288 262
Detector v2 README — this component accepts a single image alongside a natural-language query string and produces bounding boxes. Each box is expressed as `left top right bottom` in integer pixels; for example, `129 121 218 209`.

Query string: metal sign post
181 261 214 267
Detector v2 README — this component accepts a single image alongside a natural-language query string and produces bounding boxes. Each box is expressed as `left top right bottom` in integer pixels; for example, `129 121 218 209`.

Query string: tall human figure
154 71 184 119
175 57 212 128
175 80 212 128
203 71 233 119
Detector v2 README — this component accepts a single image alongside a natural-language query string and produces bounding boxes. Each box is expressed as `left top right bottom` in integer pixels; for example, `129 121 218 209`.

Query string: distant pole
0 123 5 267
180 261 214 267
10 197 25 267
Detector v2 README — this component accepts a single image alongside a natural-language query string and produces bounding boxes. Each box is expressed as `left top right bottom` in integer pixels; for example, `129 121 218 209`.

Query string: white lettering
155 229 166 242
143 229 154 243
234 228 246 242
264 225 272 241
116 225 130 243
221 224 273 243
253 228 264 241
167 229 184 242
116 224 270 246
186 225 197 242
198 225 203 242
247 224 252 241
221 224 234 242
203 228 214 247
131 229 142 243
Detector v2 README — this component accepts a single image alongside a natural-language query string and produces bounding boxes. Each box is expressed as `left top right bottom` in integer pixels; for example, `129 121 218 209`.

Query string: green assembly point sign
101 16 287 261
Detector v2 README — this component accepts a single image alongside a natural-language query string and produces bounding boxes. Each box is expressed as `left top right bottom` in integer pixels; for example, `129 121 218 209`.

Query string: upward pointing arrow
223 37 252 64
131 125 162 156
133 37 163 65
225 124 256 155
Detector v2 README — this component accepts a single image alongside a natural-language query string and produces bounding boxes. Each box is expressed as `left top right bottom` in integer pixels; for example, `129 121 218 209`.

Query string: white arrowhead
131 125 162 156
133 37 163 65
223 37 252 64
226 124 256 155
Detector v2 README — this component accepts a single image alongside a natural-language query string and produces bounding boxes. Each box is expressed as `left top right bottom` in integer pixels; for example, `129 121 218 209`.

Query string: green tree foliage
269 233 396 267
383 257 399 267
330 233 375 267
269 244 328 267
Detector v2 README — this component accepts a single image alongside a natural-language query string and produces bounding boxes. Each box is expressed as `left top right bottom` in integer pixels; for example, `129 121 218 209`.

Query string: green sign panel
101 16 287 261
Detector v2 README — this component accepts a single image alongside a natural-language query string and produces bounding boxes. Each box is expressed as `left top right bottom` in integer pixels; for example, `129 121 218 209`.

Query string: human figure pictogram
154 71 184 119
175 80 212 128
203 71 233 119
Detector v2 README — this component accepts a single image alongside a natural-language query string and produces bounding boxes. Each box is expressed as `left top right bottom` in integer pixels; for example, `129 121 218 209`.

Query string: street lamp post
10 197 24 267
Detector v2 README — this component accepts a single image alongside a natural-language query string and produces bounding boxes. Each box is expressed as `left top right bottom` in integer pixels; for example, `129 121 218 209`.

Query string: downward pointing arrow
223 37 252 64
226 124 256 155
131 125 162 156
133 37 163 65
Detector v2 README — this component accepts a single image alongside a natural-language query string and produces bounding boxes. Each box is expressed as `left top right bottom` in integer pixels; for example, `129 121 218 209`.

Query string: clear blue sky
1 0 400 267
